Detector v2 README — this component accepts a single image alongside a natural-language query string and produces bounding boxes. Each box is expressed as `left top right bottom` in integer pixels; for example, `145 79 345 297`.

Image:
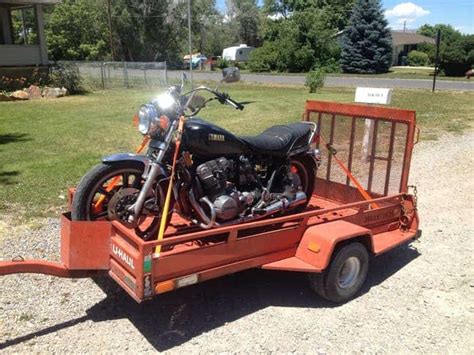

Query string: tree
340 0 392 74
225 0 261 47
249 1 344 72
263 0 355 30
417 24 474 76
45 0 108 61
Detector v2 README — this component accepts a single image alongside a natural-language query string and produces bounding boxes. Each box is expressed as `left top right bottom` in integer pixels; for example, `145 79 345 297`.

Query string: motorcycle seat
240 122 313 156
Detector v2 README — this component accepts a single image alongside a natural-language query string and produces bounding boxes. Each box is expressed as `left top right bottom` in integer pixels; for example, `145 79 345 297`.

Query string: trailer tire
308 242 368 303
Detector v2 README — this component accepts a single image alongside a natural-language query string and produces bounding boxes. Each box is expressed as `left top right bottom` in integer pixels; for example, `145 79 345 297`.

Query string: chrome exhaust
252 191 307 218
188 190 216 229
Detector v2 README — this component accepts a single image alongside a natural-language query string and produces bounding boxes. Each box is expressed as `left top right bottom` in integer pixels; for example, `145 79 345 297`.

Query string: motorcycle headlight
137 104 158 135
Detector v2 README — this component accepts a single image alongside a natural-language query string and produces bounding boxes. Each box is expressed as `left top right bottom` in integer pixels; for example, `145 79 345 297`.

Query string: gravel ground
1 133 473 354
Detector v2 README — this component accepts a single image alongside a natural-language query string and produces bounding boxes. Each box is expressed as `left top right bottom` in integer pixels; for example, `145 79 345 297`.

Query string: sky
216 0 474 34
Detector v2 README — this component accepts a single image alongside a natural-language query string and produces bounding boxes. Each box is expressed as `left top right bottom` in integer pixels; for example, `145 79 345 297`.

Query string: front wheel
308 242 369 303
71 161 171 240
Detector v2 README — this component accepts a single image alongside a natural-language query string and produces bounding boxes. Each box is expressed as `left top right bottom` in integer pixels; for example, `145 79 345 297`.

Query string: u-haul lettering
112 244 135 270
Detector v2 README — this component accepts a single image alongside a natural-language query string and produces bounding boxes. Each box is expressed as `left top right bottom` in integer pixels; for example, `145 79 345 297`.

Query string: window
10 6 38 45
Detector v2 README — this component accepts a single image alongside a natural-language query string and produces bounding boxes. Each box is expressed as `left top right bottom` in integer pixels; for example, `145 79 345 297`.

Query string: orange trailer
0 101 420 303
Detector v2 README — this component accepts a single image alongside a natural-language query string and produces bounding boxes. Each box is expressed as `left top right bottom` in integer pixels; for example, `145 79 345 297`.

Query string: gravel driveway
1 133 473 353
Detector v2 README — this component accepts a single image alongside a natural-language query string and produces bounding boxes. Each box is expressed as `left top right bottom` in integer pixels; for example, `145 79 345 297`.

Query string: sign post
355 87 393 163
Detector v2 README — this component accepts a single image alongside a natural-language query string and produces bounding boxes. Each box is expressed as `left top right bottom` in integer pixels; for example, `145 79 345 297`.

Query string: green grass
238 67 471 81
0 84 472 220
328 67 471 81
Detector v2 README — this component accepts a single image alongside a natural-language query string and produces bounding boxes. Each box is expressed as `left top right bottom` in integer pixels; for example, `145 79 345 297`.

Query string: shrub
248 44 276 72
407 50 429 66
440 42 473 76
48 63 83 94
305 69 326 93
216 58 229 69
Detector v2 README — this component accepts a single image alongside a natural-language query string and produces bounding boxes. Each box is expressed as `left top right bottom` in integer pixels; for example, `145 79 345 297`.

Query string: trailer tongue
0 100 420 303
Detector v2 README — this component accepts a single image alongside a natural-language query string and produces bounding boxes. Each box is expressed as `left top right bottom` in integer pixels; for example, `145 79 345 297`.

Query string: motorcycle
71 75 320 240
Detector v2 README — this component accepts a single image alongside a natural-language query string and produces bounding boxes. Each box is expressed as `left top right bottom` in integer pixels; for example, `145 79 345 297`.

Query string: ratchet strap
317 134 379 209
154 116 185 256
93 136 150 212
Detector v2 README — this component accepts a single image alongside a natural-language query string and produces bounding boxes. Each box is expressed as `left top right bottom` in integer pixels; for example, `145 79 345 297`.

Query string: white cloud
455 25 474 35
385 2 430 25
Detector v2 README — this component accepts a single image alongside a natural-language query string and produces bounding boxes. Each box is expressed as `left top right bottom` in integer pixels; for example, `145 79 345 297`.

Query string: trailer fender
296 220 372 271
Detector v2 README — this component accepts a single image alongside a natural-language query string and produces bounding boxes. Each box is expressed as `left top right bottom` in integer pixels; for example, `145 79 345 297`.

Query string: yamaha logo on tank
208 133 225 142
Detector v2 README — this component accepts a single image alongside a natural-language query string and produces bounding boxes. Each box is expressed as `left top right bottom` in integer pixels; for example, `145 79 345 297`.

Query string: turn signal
132 113 139 127
158 115 170 130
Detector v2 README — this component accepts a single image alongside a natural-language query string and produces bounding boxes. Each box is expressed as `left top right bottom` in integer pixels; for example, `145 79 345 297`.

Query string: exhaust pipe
250 191 307 219
188 191 216 229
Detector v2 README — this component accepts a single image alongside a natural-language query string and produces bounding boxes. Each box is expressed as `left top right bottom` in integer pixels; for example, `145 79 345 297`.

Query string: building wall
0 44 43 66
0 4 48 67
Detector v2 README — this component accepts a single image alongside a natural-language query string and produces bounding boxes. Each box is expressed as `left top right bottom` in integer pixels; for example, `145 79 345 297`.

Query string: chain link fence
59 61 169 90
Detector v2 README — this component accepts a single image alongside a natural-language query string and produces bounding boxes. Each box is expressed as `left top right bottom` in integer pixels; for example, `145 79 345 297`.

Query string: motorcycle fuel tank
182 118 249 158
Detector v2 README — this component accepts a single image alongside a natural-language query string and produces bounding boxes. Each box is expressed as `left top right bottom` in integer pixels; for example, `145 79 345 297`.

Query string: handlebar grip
226 98 244 110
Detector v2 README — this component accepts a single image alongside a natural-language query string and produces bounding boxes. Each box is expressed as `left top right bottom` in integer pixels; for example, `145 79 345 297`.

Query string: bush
440 41 473 76
48 63 83 94
407 50 429 66
248 44 276 72
216 58 229 69
305 69 326 93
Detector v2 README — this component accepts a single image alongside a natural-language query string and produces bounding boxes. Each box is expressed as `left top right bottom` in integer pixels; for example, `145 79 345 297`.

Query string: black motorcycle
72 78 320 240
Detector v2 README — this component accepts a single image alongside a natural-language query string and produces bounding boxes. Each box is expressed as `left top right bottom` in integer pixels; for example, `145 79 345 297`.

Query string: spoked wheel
71 161 170 240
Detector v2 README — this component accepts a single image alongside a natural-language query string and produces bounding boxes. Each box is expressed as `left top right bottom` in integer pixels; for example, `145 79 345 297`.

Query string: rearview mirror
181 72 187 89
189 94 206 111
222 67 241 83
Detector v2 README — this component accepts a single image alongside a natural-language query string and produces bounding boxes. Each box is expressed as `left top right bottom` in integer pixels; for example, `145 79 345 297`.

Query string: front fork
129 120 178 221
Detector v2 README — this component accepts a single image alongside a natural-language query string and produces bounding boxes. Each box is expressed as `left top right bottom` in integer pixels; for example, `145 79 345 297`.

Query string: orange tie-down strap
316 135 379 209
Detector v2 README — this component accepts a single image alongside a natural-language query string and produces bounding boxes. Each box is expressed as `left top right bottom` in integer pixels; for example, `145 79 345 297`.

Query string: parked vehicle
71 75 319 240
222 44 255 62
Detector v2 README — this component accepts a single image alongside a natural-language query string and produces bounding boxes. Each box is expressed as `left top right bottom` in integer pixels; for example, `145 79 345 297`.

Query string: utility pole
106 0 115 61
187 0 193 88
432 29 441 92
403 20 406 32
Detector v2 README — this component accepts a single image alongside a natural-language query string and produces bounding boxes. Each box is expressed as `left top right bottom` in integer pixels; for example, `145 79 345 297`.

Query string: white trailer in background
222 44 255 62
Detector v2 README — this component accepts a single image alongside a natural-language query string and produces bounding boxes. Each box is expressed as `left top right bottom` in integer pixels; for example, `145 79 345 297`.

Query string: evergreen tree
341 0 392 74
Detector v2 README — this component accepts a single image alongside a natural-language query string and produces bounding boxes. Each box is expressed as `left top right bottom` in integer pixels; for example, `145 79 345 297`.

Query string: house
0 0 60 77
335 30 436 66
391 31 435 66
222 44 255 62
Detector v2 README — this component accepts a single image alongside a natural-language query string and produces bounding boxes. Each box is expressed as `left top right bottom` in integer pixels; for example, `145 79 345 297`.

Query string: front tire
308 242 369 303
71 161 170 240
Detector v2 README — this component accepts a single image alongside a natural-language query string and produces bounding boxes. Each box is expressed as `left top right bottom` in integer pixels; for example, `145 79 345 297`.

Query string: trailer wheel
308 242 368 303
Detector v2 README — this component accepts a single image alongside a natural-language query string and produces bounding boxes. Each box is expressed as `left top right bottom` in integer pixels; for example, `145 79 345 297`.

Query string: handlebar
183 86 244 116
225 96 244 110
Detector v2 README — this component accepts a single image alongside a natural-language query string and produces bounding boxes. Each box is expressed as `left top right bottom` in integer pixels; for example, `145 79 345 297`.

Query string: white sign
355 87 392 105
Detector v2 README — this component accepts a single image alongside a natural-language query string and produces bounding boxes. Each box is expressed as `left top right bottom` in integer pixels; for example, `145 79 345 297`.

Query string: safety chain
400 185 418 230
407 185 418 210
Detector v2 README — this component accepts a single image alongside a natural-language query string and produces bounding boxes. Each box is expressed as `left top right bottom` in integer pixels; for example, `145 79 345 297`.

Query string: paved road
168 70 474 91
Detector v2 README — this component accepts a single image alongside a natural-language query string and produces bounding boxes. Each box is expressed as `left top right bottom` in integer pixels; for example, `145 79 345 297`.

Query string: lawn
239 67 471 81
0 84 472 221
328 67 471 81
